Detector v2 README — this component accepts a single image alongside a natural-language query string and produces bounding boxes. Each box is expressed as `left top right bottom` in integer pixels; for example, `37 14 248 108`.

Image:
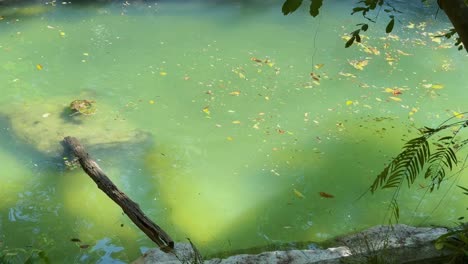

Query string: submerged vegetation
69 99 96 116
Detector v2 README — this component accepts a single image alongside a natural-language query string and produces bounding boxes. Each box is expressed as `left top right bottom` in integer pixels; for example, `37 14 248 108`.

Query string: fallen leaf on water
310 72 320 81
430 84 444 89
226 136 233 141
389 96 402 102
293 189 305 199
238 72 246 79
430 36 442 44
338 72 356 78
409 107 418 116
159 72 167 76
59 31 66 37
149 100 155 104
202 106 210 115
42 113 50 118
397 50 412 56
250 57 263 63
319 192 334 198
348 59 369 70
314 63 324 69
385 53 397 65
384 88 402 95
453 111 465 119
361 45 380 55
232 120 241 124
70 238 81 243
387 34 400 41
229 91 241 96
346 100 353 106
36 64 43 70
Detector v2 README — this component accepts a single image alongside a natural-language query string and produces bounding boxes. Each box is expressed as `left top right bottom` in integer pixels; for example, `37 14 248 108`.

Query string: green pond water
0 0 467 262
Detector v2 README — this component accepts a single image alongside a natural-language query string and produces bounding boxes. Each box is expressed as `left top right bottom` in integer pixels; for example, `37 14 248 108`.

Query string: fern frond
424 146 458 192
371 136 430 191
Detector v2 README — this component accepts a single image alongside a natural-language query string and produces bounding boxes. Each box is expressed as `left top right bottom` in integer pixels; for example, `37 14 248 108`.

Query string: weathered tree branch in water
62 136 174 251
439 0 468 52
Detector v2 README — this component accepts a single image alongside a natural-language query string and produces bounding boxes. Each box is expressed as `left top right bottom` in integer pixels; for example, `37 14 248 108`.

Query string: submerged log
62 136 174 251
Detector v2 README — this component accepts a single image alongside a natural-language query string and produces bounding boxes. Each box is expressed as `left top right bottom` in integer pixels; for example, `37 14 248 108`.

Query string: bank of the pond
133 224 452 264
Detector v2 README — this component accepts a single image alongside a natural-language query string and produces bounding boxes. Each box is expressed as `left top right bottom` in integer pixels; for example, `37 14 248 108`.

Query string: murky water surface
0 0 467 262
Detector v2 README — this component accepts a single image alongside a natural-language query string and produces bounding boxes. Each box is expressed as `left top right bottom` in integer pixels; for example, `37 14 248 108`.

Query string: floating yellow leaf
387 34 400 41
293 189 305 199
453 111 464 119
338 72 356 78
397 50 412 56
348 59 369 70
159 72 167 76
232 120 241 124
229 91 241 96
389 96 402 101
430 36 442 44
36 64 43 70
346 100 353 106
238 72 245 79
149 100 155 104
226 136 233 141
202 106 210 115
362 45 380 55
59 31 65 36
385 53 397 65
409 107 418 116
431 84 444 89
314 63 324 69
384 88 403 95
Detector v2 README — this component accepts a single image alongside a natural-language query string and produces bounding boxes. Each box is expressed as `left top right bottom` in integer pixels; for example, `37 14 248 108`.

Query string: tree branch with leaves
282 0 468 52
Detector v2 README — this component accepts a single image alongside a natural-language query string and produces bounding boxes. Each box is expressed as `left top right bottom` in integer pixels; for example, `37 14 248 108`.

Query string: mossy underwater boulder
0 97 150 156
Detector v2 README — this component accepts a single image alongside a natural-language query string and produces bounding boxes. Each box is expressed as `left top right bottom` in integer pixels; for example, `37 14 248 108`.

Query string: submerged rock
133 224 451 264
0 97 150 156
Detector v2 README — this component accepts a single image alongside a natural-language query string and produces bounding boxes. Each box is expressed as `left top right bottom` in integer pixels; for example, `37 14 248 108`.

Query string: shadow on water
175 118 414 258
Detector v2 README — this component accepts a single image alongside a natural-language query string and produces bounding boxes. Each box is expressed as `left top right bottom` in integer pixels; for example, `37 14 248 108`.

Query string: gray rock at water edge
133 224 451 264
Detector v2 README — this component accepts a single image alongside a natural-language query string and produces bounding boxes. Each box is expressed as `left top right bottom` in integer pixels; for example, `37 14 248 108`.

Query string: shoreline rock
133 224 451 264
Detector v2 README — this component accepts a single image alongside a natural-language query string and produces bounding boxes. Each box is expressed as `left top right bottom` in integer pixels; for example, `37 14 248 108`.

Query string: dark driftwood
62 136 174 251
